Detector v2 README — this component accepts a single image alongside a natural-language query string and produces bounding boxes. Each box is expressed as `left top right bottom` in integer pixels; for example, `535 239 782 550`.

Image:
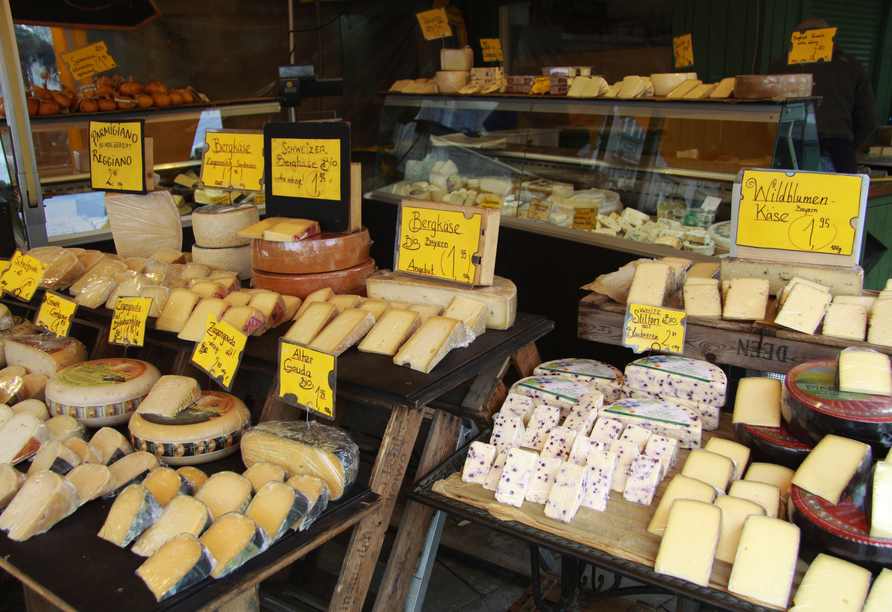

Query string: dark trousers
819 137 858 174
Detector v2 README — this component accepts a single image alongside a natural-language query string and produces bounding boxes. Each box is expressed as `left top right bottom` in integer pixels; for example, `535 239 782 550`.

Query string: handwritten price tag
278 339 337 420
201 130 264 191
109 297 152 347
736 169 862 256
480 195 502 209
572 208 597 230
481 38 503 62
35 292 78 338
269 137 340 201
89 120 146 193
416 8 452 41
61 41 117 81
623 303 687 354
0 250 47 302
529 198 552 221
190 314 247 392
673 34 694 68
789 27 835 64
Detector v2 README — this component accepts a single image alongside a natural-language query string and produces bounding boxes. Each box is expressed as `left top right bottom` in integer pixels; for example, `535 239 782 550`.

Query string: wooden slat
510 342 542 378
460 357 510 414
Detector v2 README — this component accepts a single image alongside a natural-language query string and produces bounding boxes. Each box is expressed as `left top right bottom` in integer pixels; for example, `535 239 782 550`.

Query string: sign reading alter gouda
0 250 47 302
190 314 247 392
269 138 340 201
397 203 484 284
736 169 862 256
278 339 336 420
36 292 78 338
61 41 117 81
481 38 503 62
89 120 146 193
109 297 152 347
789 27 836 64
673 34 694 68
416 8 452 41
200 130 264 191
623 303 687 354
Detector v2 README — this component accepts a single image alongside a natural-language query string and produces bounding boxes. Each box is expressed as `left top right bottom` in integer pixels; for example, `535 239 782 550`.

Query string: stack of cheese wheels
190 204 260 280
251 228 376 299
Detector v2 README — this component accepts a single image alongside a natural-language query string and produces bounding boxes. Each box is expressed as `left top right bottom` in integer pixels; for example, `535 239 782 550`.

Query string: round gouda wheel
191 204 260 248
251 228 372 274
251 258 377 299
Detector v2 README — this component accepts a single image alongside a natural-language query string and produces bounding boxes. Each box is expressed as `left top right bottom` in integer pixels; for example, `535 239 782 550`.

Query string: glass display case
369 94 820 258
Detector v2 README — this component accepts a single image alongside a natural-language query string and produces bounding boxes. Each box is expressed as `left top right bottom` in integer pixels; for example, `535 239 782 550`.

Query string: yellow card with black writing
416 8 452 41
673 34 694 68
480 195 502 209
0 250 47 302
269 138 341 201
278 339 337 420
529 198 552 221
200 129 264 191
572 208 597 230
623 303 687 354
109 297 152 347
35 291 78 338
61 41 117 81
789 27 835 64
481 38 503 62
190 314 247 391
89 120 146 193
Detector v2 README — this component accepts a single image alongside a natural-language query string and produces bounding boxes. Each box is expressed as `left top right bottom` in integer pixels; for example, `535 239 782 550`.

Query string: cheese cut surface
644 435 678 478
245 481 309 541
176 299 232 341
870 461 892 537
728 480 781 518
107 451 161 494
407 303 443 323
89 427 133 465
357 308 421 356
242 462 286 494
221 306 267 336
0 470 78 541
609 438 640 492
5 335 87 378
143 467 189 506
309 308 376 357
562 396 601 435
521 405 561 451
544 463 586 523
619 424 652 453
136 533 214 601
75 275 118 308
683 280 722 319
285 302 341 345
261 218 321 242
393 316 470 373
714 496 765 563
293 288 334 319
132 494 211 556
27 439 81 476
490 413 525 455
732 377 782 427
653 499 721 587
627 262 674 307
775 283 832 334
356 299 391 322
177 466 208 491
789 554 871 612
462 442 498 485
442 296 488 337
0 412 50 464
791 434 871 504
720 257 864 296
863 568 892 612
727 516 800 608
286 474 330 530
327 294 361 310
494 447 538 508
723 278 769 320
155 289 202 333
525 456 562 505
647 475 717 536
194 471 253 521
540 426 576 461
567 435 602 467
743 462 794 496
581 449 616 512
837 347 892 396
140 285 170 317
192 245 252 280
589 417 625 445
623 455 662 505
702 438 750 479
136 375 201 419
623 355 727 407
481 452 507 492
601 398 702 450
199 512 267 578
0 464 25 509
65 463 115 504
822 302 868 341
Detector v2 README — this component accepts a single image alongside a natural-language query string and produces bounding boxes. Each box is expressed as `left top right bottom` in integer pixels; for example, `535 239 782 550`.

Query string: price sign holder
572 208 596 230
416 8 452 41
730 168 868 266
395 199 500 286
199 129 264 192
109 297 152 347
277 339 337 420
673 34 694 68
60 41 117 81
623 303 687 354
89 120 149 194
35 291 78 338
481 38 503 62
0 250 47 302
789 27 836 64
190 314 247 392
263 121 353 232
529 198 552 221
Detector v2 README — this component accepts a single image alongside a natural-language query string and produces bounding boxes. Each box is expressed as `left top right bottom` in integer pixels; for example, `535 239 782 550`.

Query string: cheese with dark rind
286 474 329 530
0 470 78 540
89 426 134 465
733 422 811 469
106 451 161 496
177 466 207 491
245 480 309 541
27 439 81 476
143 467 192 506
132 494 212 556
251 258 377 300
194 471 253 521
136 533 215 601
252 228 372 274
65 463 116 504
199 511 268 578
792 434 872 507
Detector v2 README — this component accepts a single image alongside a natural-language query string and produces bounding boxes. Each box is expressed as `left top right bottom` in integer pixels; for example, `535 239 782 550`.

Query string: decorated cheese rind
534 359 623 402
624 355 726 406
600 398 702 449
621 386 720 431
511 376 600 418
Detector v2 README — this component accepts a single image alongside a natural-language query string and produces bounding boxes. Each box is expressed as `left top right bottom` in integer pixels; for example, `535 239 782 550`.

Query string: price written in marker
200 130 264 191
416 8 452 41
190 314 247 392
481 38 503 62
736 169 862 256
109 297 153 347
89 120 146 193
269 137 340 201
623 303 687 354
278 339 337 420
60 41 117 81
673 34 694 68
479 195 502 209
572 208 597 230
529 198 552 221
0 250 47 302
35 292 78 338
789 27 836 64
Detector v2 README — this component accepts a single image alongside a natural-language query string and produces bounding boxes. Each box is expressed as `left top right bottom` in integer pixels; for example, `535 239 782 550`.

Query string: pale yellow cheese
822 302 868 341
132 494 211 556
139 285 170 318
176 299 232 342
190 281 227 299
89 426 134 465
774 283 832 334
0 412 50 464
647 475 717 536
64 463 115 504
723 278 769 320
789 554 871 612
838 347 892 396
235 217 282 240
393 316 470 373
744 462 795 496
199 512 264 578
703 438 750 479
108 452 161 494
223 292 253 307
732 377 781 427
284 302 341 345
0 463 25 509
653 499 721 586
727 516 800 608
308 308 376 356
863 568 892 612
627 262 674 307
281 295 302 320
245 480 307 540
442 296 488 337
293 288 334 320
27 439 81 476
136 375 201 418
713 496 764 563
407 303 443 323
0 470 78 540
870 461 892 538
261 218 320 242
143 467 186 506
683 279 722 319
681 449 734 491
728 479 781 518
194 471 253 521
357 299 392 322
357 309 422 356
155 289 202 333
792 434 870 504
242 462 286 494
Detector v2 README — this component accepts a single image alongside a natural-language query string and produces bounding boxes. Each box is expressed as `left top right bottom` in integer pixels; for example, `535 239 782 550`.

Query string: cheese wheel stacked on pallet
190 204 260 280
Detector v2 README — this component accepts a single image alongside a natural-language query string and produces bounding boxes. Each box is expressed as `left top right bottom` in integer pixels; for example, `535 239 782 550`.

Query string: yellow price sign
481 38 503 62
416 8 452 41
479 195 502 209
736 169 862 256
623 303 687 354
109 297 153 347
397 202 485 284
0 250 47 302
0 260 9 276
673 34 694 68
529 198 552 221
35 292 78 338
278 339 336 420
201 130 264 191
60 41 117 81
789 27 836 64
572 208 597 230
89 120 146 193
190 314 247 392
269 138 341 201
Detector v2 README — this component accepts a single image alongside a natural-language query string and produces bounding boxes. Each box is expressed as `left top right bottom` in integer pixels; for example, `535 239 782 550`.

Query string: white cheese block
0 470 78 541
245 480 309 541
870 461 892 538
481 452 507 492
561 396 600 435
720 257 864 296
107 451 161 495
788 554 871 612
727 516 800 608
627 262 674 307
525 456 563 504
728 480 781 518
132 493 212 557
681 449 734 492
609 438 640 492
494 447 538 508
654 499 721 587
176 299 232 341
442 296 488 338
192 244 252 280
0 464 25 509
792 434 871 504
357 308 421 356
580 450 616 512
511 375 600 418
544 463 586 523
0 411 50 464
136 533 215 601
440 47 473 71
5 335 87 378
490 413 526 455
623 455 662 505
27 439 81 476
703 438 750 479
566 435 602 467
137 375 201 418
732 377 781 427
644 435 678 479
285 474 329 531
75 275 118 309
521 405 562 451
589 417 625 445
723 278 769 320
647 475 717 536
155 289 202 333
743 462 794 496
242 462 286 494
13 399 48 421
499 393 537 425
284 302 341 344
863 568 892 612
775 283 831 334
683 280 722 319
869 299 892 346
713 496 765 563
0 406 13 430
392 315 470 372
540 426 577 461
200 511 268 578
600 398 702 449
619 424 652 453
65 463 115 504
838 347 892 396
620 386 720 431
461 442 497 485
143 467 190 506
535 359 623 402
624 355 726 407
822 302 867 341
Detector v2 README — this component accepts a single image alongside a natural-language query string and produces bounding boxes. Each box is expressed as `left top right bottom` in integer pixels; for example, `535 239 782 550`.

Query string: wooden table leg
328 403 426 612
371 409 462 612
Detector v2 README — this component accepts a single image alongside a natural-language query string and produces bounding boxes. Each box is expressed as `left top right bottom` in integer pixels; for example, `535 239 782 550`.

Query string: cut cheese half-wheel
251 258 377 300
5 335 87 379
0 470 78 541
194 471 253 521
136 533 215 601
132 494 212 557
129 391 251 466
89 426 134 465
251 228 372 274
65 463 116 504
0 411 50 464
0 464 25 509
107 451 161 496
242 462 286 494
177 466 208 491
143 467 192 506
191 204 259 248
245 481 309 541
27 439 81 476
192 244 252 280
98 483 163 547
199 512 268 578
286 474 330 530
45 358 162 427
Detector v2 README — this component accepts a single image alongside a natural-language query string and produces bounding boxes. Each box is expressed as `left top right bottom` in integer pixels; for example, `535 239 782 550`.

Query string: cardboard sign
673 34 694 68
396 200 500 285
109 297 152 347
0 250 47 302
733 169 865 258
35 291 78 338
529 198 552 221
481 38 503 62
572 208 597 230
416 8 452 41
278 339 336 420
190 314 247 392
200 129 264 191
60 41 117 80
789 27 836 64
623 303 687 354
89 120 146 193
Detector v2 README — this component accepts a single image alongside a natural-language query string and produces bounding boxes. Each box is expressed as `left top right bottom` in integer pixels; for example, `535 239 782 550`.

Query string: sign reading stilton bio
89 120 146 193
623 303 687 354
200 129 264 192
277 339 336 420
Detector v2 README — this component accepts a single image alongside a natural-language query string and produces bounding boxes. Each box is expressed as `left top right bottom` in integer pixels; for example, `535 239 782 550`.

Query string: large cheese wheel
45 359 162 427
251 258 376 300
191 204 260 248
128 390 251 466
192 244 252 280
251 228 372 274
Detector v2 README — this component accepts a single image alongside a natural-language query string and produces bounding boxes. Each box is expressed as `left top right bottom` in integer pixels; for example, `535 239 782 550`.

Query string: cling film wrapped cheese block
27 247 85 291
106 451 161 496
136 533 215 601
245 480 309 542
135 375 201 418
534 359 623 403
5 335 88 378
194 471 253 521
0 464 25 509
98 483 163 547
132 494 212 556
143 466 192 506
89 426 134 465
105 191 183 259
65 463 116 504
199 512 268 578
0 412 50 464
242 421 359 500
0 470 78 540
27 439 81 476
286 474 329 531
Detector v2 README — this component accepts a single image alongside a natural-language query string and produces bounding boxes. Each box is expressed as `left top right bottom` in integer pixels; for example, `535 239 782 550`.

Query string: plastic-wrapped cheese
435 71 470 93
245 481 309 541
251 229 372 275
75 275 118 309
27 439 81 476
106 191 183 259
65 463 116 504
132 494 212 556
139 285 170 318
143 467 191 506
194 471 253 521
64 438 102 464
107 451 161 495
534 359 624 403
177 466 208 491
0 464 25 509
242 462 286 494
69 258 127 295
200 512 268 579
155 289 202 333
0 470 78 540
0 411 50 464
286 474 330 530
136 533 215 601
28 247 85 291
221 306 267 336
98 483 163 546
176 299 232 341
242 421 359 500
5 335 87 378
89 426 134 465
136 375 201 418
13 399 49 421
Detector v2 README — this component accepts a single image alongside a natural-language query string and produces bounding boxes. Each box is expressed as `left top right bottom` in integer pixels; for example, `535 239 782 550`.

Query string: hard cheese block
98 484 163 547
681 449 734 491
143 467 190 506
194 471 253 521
540 426 577 461
357 308 421 356
442 296 488 337
490 413 526 455
703 438 750 479
788 553 871 612
286 474 329 531
136 375 201 418
727 516 800 608
714 496 765 564
242 462 286 494
525 456 562 505
600 398 702 449
511 376 600 418
653 499 722 587
521 405 561 451
245 481 309 542
461 442 497 484
732 377 782 427
544 463 586 523
791 434 871 505
136 533 215 601
623 455 661 505
837 347 892 396
393 316 471 373
581 450 616 512
199 511 268 578
0 413 52 464
775 283 832 334
0 470 78 541
723 278 769 320
728 480 781 518
27 439 81 476
308 308 376 356
720 257 864 296
644 435 678 479
624 356 726 406
647 475 717 536
5 335 87 378
107 452 161 495
863 568 892 612
132 494 212 557
284 302 341 345
744 462 794 496
626 262 675 307
65 463 115 505
870 461 892 538
0 464 25 509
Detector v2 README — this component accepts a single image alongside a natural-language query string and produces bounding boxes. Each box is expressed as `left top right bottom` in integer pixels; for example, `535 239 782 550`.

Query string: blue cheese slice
494 448 538 508
521 405 561 451
544 463 586 523
524 456 562 504
540 426 577 461
624 355 727 407
581 450 617 511
490 413 526 455
601 398 702 449
461 442 497 485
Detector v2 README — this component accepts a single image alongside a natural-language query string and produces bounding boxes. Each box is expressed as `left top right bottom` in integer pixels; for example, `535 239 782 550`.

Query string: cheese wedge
136 533 215 601
136 375 201 418
0 464 25 509
357 299 391 322
0 412 50 464
666 79 702 98
0 470 78 540
284 302 341 345
99 484 163 546
654 499 721 586
728 480 781 518
89 427 134 465
714 496 765 563
358 309 422 356
65 463 116 504
245 480 309 541
249 292 287 331
261 218 320 242
221 306 267 335
286 474 330 530
177 466 208 491
442 296 488 337
223 292 253 307
155 289 202 333
728 516 800 608
789 554 871 612
235 217 284 240
647 475 717 536
792 434 871 504
393 316 471 373
27 439 81 476
199 512 267 578
293 288 335 319
107 452 161 496
143 467 190 506
309 308 376 356
194 471 253 521
709 77 735 98
132 494 212 556
176 299 232 342
242 462 286 494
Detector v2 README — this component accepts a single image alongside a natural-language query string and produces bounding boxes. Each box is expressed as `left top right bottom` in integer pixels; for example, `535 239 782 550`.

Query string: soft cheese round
251 228 372 275
534 359 623 402
251 258 377 300
45 359 162 427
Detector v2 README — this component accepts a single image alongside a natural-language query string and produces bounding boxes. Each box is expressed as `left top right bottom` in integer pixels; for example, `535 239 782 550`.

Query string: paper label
789 27 836 64
518 377 592 402
397 203 483 284
480 195 502 209
605 399 693 428
190 314 247 392
416 8 452 41
278 339 337 420
35 291 78 338
673 34 694 68
736 169 861 256
623 304 687 354
529 198 552 221
0 250 47 301
481 38 503 62
89 120 146 193
631 355 713 383
201 130 264 191
109 297 152 347
269 137 341 200
60 41 117 80
57 359 149 387
539 360 619 382
572 208 597 230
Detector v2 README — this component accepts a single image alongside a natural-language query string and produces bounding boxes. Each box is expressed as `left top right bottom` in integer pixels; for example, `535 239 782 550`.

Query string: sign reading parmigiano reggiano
89 120 146 193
